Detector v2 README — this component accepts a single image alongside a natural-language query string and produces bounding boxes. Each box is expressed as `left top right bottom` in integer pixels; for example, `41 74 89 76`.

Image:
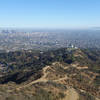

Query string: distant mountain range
92 27 100 30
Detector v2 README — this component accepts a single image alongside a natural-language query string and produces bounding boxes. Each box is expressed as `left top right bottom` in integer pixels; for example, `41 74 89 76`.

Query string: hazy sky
0 0 100 29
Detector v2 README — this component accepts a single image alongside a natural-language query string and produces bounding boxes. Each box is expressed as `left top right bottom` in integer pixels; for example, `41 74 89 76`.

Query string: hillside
0 48 100 100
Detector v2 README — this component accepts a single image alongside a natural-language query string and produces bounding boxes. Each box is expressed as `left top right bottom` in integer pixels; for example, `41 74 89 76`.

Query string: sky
0 0 100 29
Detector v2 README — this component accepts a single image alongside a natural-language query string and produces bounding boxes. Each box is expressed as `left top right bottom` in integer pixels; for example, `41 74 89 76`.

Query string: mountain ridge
0 48 100 100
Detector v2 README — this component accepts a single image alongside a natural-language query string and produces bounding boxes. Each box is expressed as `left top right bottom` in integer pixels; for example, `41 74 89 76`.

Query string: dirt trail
63 88 79 100
54 76 67 82
16 65 67 91
16 66 50 90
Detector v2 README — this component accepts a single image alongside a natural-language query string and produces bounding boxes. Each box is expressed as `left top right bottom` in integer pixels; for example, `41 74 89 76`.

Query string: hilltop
0 48 100 100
